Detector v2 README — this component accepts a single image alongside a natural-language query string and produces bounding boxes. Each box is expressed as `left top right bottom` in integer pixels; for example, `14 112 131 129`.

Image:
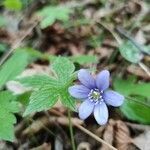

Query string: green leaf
24 47 44 58
114 77 150 98
0 91 20 141
70 55 98 64
24 87 59 116
52 57 75 84
60 89 76 111
121 97 150 124
37 6 72 28
119 40 143 63
17 75 60 88
40 16 55 29
3 0 22 11
114 77 150 123
0 50 30 88
16 91 31 106
19 57 76 116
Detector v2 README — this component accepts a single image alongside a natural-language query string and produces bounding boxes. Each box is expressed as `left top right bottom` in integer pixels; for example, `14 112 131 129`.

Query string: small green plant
37 5 72 28
18 57 76 116
0 91 19 141
0 50 30 88
0 49 31 141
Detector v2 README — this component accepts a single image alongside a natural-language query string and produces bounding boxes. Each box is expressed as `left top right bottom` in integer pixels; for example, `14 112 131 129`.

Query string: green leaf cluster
18 57 76 116
0 49 30 141
0 91 20 141
114 76 150 124
37 5 72 28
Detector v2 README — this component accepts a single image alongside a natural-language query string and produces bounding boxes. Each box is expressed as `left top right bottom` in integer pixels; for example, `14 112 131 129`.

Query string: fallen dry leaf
132 131 150 150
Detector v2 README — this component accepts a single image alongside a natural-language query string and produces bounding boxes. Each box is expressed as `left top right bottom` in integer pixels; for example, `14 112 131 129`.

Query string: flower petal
68 85 90 99
103 90 124 107
94 102 108 125
78 69 96 89
79 100 94 120
96 70 110 91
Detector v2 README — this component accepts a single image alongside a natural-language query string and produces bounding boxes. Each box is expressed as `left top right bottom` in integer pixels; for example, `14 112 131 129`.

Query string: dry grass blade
75 124 117 150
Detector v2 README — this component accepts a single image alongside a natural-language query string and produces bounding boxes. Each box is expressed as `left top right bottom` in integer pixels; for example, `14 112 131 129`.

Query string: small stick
138 62 150 77
74 123 117 150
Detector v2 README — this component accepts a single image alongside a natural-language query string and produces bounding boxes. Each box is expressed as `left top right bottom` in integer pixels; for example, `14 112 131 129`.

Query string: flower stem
68 109 76 150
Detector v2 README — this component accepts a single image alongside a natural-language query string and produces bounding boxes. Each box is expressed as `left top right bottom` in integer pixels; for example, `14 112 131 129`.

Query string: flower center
88 89 103 104
91 90 100 100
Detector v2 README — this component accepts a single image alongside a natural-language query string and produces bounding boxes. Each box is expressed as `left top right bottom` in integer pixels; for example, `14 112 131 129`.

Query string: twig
74 124 117 150
0 21 39 67
138 62 150 77
96 22 122 45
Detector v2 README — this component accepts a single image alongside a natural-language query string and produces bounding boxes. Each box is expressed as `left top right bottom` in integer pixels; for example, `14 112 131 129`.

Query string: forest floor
0 0 150 150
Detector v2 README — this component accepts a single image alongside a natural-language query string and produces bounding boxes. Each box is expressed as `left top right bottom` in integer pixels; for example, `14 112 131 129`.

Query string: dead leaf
115 120 132 150
132 131 150 150
101 119 115 150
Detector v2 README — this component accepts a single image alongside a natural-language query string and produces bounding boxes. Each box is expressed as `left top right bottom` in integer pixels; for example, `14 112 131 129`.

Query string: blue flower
68 69 124 125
